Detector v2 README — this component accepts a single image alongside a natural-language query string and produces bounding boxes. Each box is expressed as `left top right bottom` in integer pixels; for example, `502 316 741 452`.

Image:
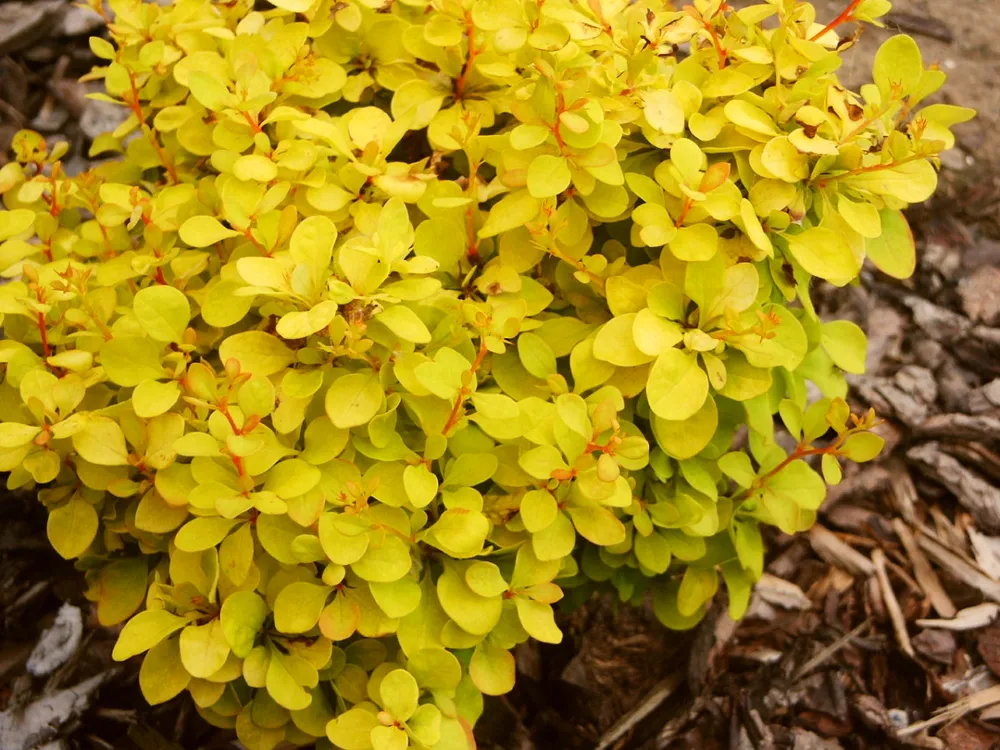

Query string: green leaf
47 496 99 559
514 597 563 643
634 531 672 574
520 489 558 532
566 506 626 546
652 395 717 460
113 609 190 661
677 566 719 617
97 558 147 626
351 535 412 582
100 337 165 386
527 155 571 198
470 642 516 696
865 208 916 279
380 668 419 721
479 189 540 238
644 89 685 133
220 591 269 658
430 509 490 559
219 331 295 377
133 286 191 343
759 460 826 534
593 313 655 367
821 320 867 374
72 416 129 466
783 227 860 283
652 580 706 630
175 516 239 552
274 582 331 634
179 619 230 678
646 349 709 421
178 215 239 247
375 306 431 344
518 332 557 378
187 71 234 111
669 224 718 261
436 567 502 635
840 432 885 462
720 560 752 620
325 372 383 429
326 707 379 750
873 34 923 97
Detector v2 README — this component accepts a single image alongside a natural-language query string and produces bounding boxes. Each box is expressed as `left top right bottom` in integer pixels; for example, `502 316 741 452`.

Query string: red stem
455 12 481 101
37 312 52 359
442 339 489 435
809 0 863 41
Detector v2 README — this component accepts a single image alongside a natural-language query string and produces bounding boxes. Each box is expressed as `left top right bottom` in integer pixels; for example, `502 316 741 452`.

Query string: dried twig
893 519 957 617
916 603 1000 631
809 525 875 577
898 684 1000 737
918 534 1000 602
595 670 685 750
794 621 870 680
872 549 915 658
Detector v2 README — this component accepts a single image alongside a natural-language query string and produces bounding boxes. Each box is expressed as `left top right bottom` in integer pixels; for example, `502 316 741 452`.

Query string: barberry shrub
0 0 972 746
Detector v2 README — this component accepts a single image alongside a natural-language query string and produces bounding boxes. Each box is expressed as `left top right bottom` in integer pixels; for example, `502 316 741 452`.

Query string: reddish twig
814 153 927 188
442 338 490 435
810 0 863 41
455 12 482 101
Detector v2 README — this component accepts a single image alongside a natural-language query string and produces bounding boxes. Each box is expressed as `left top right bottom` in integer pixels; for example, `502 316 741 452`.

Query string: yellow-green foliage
0 0 972 747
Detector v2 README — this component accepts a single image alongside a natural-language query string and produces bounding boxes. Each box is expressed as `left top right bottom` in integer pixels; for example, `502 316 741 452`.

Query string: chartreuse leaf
782 228 860 282
379 668 419 720
179 216 239 246
221 591 269 658
327 707 378 749
647 349 709 421
133 286 190 343
2 1 961 743
437 567 502 635
180 619 230 678
219 332 295 377
48 495 99 559
113 609 190 661
97 558 147 626
139 637 190 705
326 372 383 429
274 582 331 633
470 642 516 696
865 209 916 279
821 321 867 374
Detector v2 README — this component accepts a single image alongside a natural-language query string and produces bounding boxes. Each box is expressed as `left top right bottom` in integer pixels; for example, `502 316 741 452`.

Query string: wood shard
809 525 875 578
893 519 957 618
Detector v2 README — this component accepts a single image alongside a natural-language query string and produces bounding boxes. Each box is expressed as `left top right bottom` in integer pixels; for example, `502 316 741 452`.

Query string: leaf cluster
0 0 971 747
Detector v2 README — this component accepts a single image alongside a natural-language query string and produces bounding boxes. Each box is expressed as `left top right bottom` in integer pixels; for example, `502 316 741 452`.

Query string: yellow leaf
47 496 99 559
